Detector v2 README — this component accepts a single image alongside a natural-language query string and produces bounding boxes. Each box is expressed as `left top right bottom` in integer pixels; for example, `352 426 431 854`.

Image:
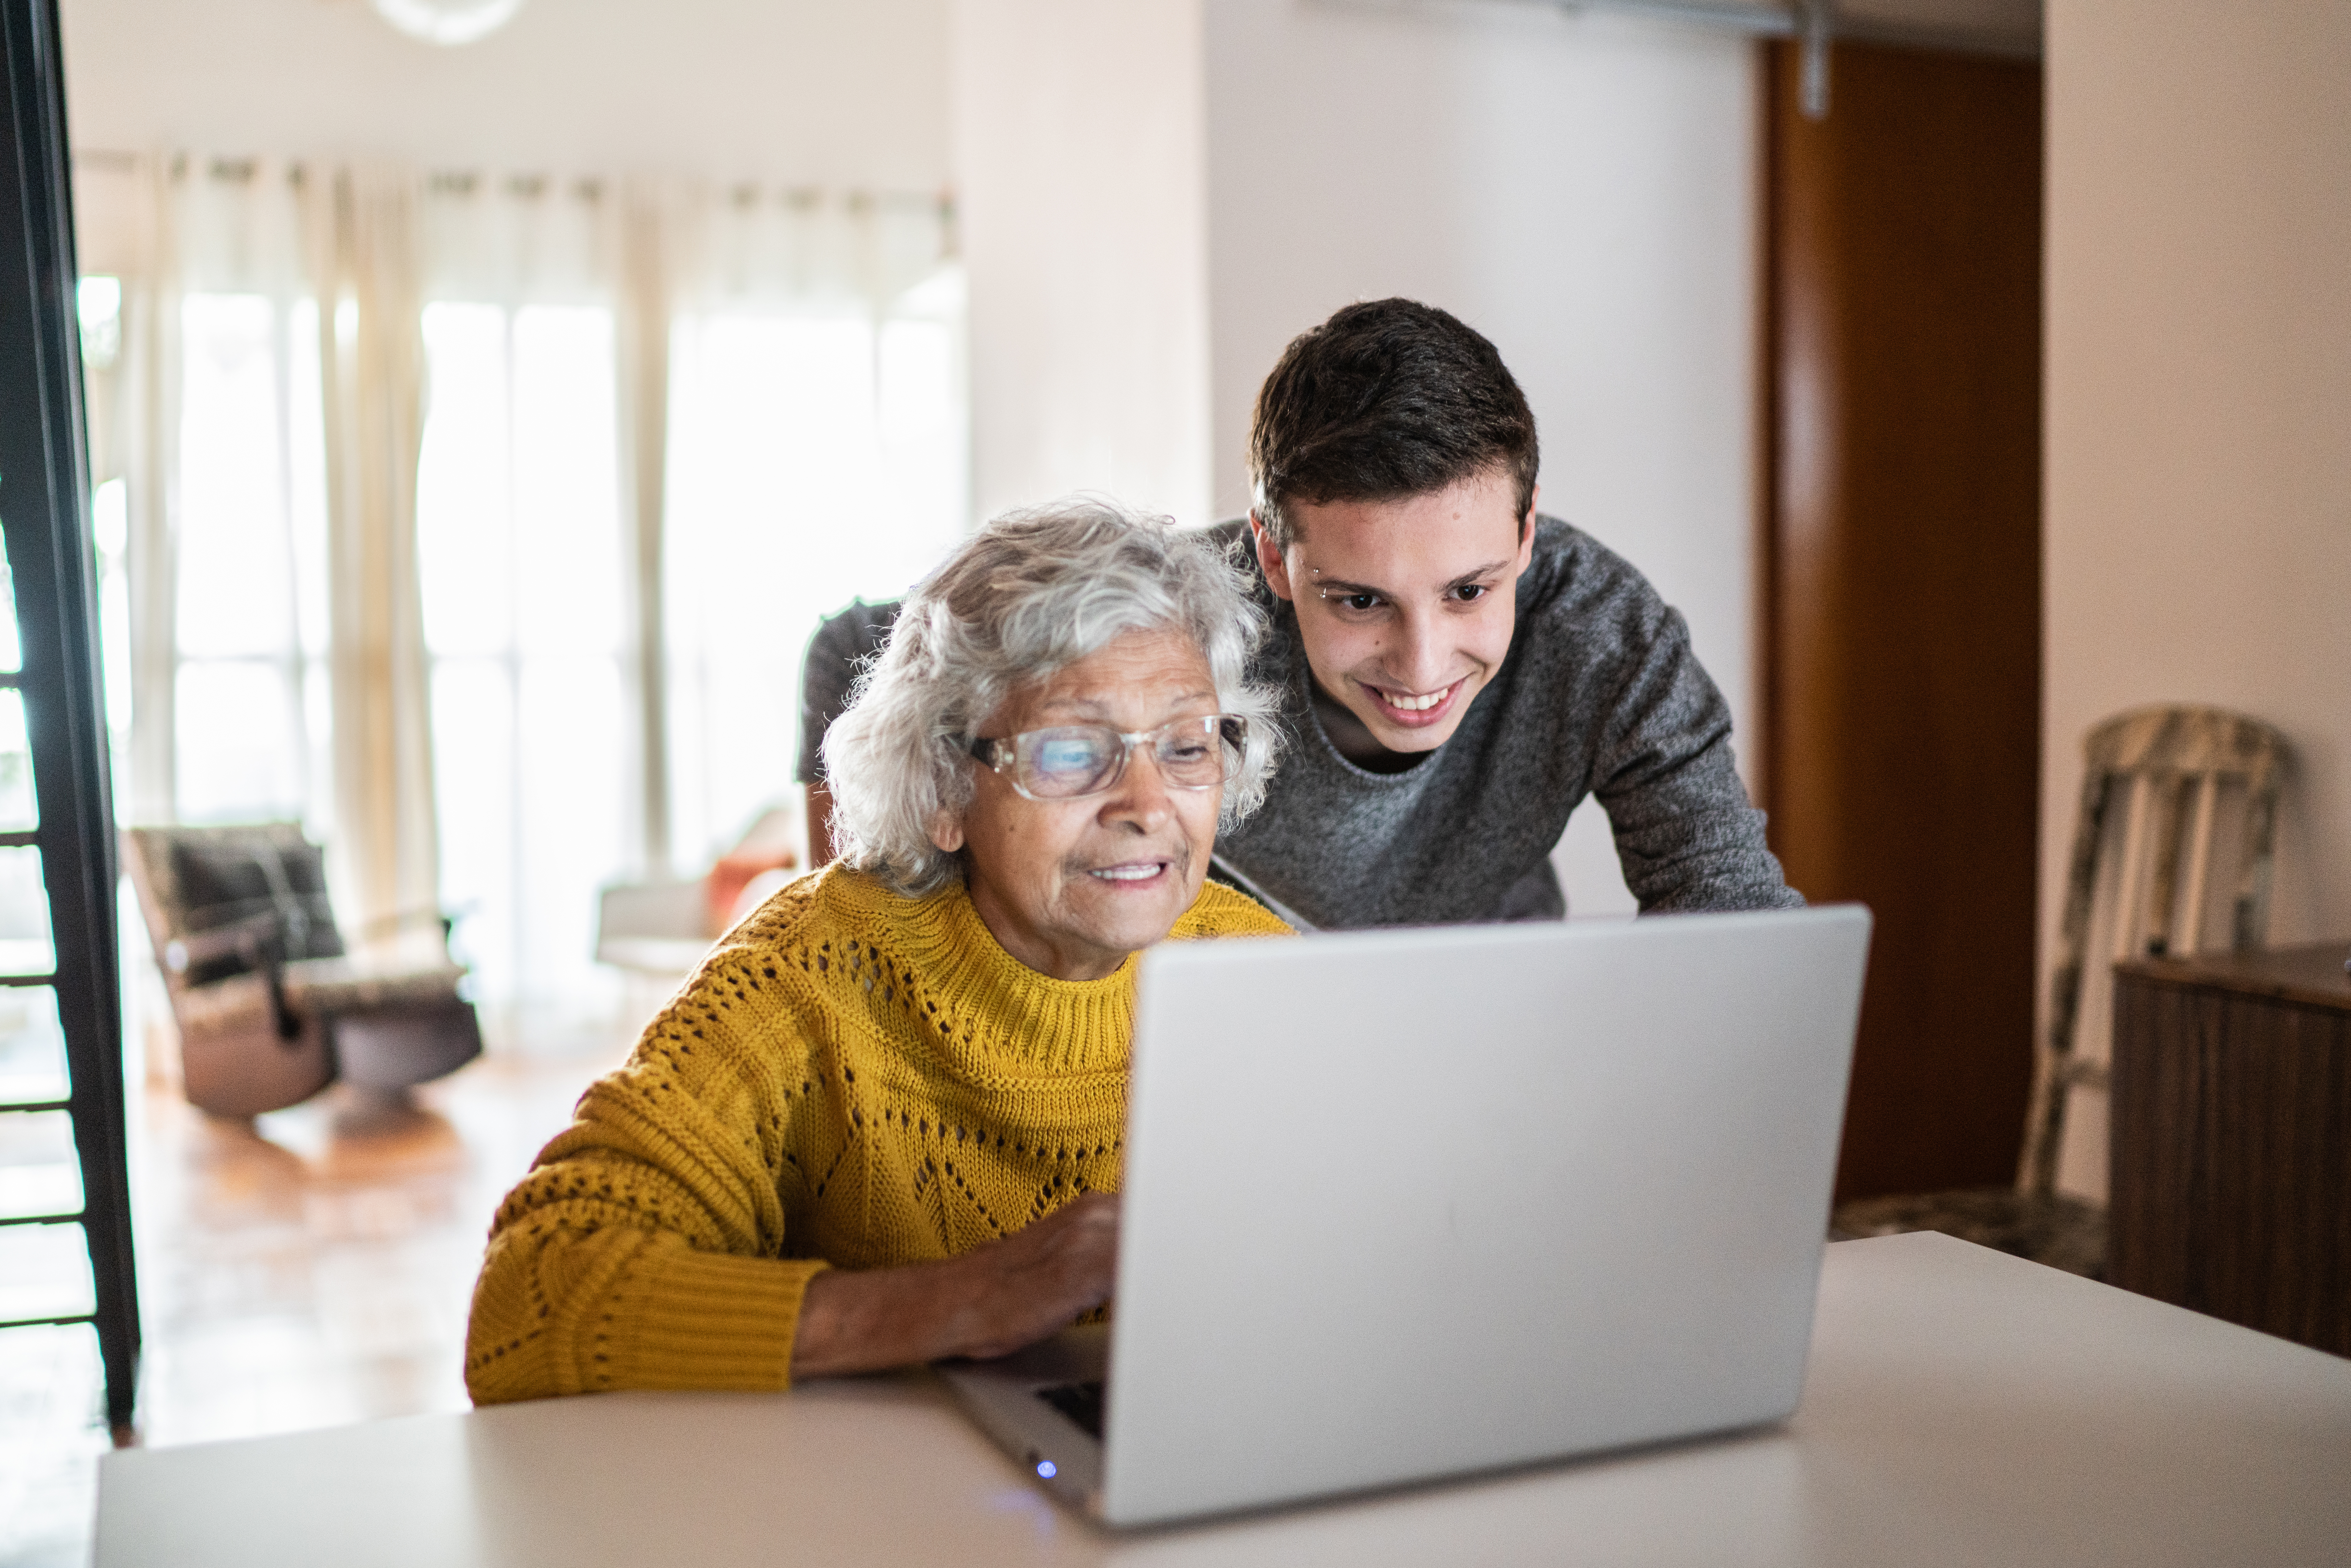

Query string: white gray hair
823 496 1283 897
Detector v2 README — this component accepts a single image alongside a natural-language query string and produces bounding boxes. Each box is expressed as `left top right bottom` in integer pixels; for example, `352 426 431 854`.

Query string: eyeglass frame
963 714 1250 802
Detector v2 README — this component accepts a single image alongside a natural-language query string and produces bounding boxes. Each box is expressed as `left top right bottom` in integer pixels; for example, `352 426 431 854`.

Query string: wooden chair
1835 705 2289 1276
123 823 484 1118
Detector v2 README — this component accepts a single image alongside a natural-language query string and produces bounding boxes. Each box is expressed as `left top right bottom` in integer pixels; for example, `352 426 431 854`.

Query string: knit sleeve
1587 602 1803 914
464 961 828 1404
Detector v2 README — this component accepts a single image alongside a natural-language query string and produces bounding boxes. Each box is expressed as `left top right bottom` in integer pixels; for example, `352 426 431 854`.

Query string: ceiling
60 0 954 186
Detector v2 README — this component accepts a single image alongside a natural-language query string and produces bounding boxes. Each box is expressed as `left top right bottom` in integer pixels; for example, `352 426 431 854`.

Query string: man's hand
789 1192 1119 1378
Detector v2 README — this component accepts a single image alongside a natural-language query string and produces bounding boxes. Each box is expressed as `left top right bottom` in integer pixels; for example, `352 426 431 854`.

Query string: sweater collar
827 869 1141 1082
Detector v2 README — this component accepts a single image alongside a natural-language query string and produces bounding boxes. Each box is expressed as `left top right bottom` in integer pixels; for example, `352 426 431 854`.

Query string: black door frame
0 0 139 1432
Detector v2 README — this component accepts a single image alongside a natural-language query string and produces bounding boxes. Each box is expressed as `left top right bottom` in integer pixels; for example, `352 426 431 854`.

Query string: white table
95 1234 2351 1566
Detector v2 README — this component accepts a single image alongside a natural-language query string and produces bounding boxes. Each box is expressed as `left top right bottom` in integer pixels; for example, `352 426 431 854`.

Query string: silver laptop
939 904 1872 1527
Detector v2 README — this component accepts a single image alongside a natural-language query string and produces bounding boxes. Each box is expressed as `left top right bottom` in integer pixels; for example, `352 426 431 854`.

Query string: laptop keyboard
1035 1380 1105 1439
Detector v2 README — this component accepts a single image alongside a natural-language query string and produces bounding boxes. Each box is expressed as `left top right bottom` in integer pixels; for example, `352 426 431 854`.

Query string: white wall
949 0 1213 526
1204 0 1760 915
2044 3 2351 956
2043 0 2351 1193
61 0 950 186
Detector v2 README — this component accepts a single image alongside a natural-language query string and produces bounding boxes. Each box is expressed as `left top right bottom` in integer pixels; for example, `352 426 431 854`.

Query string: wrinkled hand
936 1190 1121 1360
791 1192 1119 1378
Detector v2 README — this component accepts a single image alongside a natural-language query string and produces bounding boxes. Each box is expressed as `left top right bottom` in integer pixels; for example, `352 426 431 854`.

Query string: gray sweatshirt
797 516 1799 929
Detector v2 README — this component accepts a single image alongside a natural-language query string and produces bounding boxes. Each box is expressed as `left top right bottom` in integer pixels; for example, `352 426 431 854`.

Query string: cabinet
2110 944 2351 1357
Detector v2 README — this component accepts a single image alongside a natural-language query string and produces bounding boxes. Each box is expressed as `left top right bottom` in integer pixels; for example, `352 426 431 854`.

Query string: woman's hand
789 1192 1120 1378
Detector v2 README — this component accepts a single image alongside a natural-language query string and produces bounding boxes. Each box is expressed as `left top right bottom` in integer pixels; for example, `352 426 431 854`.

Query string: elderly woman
465 499 1288 1402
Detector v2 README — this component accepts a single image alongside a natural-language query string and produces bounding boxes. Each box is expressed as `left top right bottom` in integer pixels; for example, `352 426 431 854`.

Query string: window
171 293 332 833
661 274 966 868
110 193 968 1037
416 302 627 1032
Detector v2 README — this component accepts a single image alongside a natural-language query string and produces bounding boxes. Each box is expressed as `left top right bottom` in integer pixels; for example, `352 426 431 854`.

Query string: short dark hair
1248 298 1538 549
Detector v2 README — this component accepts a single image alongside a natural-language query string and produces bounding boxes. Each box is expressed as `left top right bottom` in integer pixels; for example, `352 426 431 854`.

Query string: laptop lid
1099 905 1871 1525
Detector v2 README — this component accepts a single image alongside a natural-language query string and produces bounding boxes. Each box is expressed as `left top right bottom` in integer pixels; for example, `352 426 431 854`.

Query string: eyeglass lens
1014 716 1235 798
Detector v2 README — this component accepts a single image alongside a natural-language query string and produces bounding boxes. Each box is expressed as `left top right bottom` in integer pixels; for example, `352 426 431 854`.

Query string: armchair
122 823 483 1118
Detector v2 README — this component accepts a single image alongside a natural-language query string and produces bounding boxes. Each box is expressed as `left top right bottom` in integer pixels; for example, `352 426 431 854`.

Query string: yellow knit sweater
465 864 1288 1404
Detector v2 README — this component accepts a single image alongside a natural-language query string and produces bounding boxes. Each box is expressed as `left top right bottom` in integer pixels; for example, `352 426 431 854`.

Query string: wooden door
1762 40 2044 1202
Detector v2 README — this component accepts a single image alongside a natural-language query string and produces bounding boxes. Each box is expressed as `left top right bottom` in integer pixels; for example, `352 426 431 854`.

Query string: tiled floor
1 1035 635 1568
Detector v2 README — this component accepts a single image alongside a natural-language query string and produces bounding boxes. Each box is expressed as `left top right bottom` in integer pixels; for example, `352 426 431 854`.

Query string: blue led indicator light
1036 1460 1058 1479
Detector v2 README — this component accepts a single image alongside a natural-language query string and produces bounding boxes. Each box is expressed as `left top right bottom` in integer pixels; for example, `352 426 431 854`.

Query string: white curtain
659 185 967 874
412 171 631 1038
310 166 442 940
75 156 440 941
73 152 965 1048
116 157 335 848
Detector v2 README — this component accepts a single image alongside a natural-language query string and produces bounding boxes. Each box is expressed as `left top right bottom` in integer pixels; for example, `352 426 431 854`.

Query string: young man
800 298 1798 928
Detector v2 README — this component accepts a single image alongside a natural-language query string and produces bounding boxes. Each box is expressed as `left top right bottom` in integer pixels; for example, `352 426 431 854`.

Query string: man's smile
1358 676 1469 727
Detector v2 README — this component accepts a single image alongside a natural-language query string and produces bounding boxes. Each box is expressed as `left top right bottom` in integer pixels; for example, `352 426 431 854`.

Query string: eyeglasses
966 714 1248 801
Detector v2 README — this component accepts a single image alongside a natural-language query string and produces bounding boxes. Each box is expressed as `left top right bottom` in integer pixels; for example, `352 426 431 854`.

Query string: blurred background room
4 1 2347 1564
